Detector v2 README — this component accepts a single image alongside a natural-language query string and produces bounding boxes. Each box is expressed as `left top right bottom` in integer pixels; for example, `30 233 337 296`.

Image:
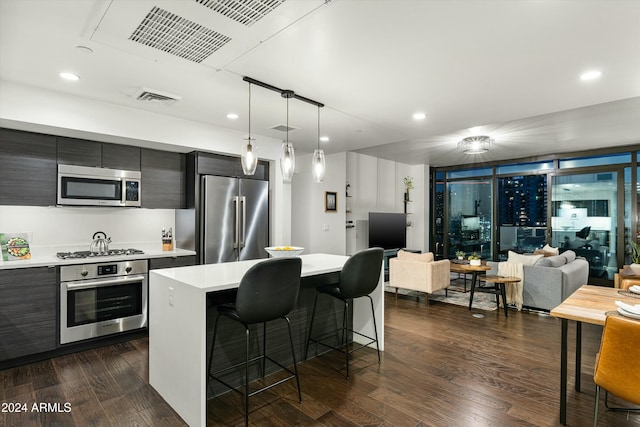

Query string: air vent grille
194 0 286 26
134 88 182 105
271 124 297 132
129 6 231 63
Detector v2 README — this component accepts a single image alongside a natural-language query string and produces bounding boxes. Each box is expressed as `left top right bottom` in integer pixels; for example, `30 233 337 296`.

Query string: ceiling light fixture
312 105 326 183
412 112 427 120
59 72 80 81
319 136 330 143
458 135 494 154
580 70 602 81
280 90 295 182
227 113 239 119
242 76 324 183
240 83 258 175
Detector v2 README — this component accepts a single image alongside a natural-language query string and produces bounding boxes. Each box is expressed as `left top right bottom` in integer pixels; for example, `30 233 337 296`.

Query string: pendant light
280 91 295 182
312 105 326 183
240 83 258 175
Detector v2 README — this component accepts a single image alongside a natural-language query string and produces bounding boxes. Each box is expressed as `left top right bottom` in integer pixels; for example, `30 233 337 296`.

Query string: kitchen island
149 253 384 427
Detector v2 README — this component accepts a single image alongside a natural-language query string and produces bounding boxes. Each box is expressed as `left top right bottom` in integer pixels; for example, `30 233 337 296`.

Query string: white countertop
150 253 349 293
0 244 196 270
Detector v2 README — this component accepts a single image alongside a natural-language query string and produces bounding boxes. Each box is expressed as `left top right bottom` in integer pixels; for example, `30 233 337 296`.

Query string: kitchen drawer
149 255 197 270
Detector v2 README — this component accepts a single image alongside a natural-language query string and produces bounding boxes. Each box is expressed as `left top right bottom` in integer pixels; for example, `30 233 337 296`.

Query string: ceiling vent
194 0 286 26
133 88 183 105
271 124 297 132
129 6 231 63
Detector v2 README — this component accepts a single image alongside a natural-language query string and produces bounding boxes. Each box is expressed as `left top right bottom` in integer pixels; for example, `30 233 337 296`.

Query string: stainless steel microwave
57 164 141 207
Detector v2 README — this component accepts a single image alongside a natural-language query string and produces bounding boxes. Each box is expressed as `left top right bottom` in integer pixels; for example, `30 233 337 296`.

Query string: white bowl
265 246 304 258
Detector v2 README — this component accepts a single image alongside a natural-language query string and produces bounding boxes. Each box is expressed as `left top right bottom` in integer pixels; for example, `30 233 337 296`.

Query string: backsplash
0 206 174 250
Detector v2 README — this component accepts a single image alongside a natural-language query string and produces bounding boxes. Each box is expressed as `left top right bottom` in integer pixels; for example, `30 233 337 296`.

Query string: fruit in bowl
265 246 304 258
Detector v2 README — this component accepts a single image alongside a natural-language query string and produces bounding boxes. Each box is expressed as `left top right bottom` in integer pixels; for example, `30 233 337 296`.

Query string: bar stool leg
367 295 381 363
343 299 350 379
207 313 222 382
284 316 302 403
304 293 320 360
244 326 250 427
262 323 267 378
468 275 477 310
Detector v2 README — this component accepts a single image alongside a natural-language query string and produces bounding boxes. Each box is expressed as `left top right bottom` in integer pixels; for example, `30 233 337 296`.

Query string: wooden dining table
550 284 640 425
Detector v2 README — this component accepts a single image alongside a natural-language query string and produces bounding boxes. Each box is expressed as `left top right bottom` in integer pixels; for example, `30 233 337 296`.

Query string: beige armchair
389 251 450 304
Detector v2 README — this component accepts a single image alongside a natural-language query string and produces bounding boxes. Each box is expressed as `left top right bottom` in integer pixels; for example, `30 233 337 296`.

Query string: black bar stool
207 257 302 426
304 248 384 379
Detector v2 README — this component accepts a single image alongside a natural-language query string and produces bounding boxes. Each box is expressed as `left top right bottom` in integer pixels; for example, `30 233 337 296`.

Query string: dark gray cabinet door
0 128 57 206
141 149 186 209
57 136 102 167
0 267 57 362
102 143 141 171
148 255 197 270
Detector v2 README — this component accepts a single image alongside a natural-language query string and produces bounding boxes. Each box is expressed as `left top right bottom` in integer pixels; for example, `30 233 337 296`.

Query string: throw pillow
397 250 433 263
535 255 567 268
542 244 559 255
561 250 577 264
534 249 555 257
508 250 543 266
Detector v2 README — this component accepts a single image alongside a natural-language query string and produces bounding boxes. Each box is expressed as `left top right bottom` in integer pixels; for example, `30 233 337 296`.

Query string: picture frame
324 191 337 212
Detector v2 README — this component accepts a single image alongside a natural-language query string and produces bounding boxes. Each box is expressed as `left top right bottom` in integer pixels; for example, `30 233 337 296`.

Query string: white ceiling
1 0 639 167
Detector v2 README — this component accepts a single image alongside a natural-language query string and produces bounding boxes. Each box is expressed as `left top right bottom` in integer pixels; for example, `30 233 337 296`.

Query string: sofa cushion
561 250 577 264
534 249 556 257
508 251 543 266
543 244 559 255
536 255 567 268
397 250 433 263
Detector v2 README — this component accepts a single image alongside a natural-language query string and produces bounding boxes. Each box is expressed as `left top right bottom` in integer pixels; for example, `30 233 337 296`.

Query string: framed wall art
324 191 337 212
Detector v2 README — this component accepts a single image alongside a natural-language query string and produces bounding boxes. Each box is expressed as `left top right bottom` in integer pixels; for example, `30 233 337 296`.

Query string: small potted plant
630 241 640 274
403 176 414 201
468 252 481 266
455 250 465 260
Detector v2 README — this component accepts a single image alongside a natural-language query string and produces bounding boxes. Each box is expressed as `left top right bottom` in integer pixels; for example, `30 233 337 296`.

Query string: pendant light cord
248 83 252 145
317 106 320 150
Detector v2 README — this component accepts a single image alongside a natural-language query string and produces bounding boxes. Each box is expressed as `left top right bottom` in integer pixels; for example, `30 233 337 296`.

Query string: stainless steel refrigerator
201 175 269 264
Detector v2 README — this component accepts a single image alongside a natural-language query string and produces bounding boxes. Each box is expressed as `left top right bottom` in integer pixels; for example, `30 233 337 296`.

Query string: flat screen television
368 212 406 250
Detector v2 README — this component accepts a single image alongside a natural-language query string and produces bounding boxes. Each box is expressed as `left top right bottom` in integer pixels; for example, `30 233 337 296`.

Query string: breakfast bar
148 253 384 427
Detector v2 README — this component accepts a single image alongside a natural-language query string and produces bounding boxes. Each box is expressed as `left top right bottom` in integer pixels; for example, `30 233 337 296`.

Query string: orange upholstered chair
593 315 640 426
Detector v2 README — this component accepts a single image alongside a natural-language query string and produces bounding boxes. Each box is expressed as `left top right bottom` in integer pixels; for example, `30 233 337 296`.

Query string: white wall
291 152 347 255
0 80 291 247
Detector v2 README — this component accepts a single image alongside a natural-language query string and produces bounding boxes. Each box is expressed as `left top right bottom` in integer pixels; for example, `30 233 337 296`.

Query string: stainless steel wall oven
59 260 148 344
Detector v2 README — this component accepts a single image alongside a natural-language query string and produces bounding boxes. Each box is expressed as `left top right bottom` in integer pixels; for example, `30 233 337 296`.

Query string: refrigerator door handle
233 196 239 249
240 196 247 249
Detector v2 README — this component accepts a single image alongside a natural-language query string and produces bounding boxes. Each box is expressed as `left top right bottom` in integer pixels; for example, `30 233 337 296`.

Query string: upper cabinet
0 128 57 206
141 148 186 209
57 137 141 171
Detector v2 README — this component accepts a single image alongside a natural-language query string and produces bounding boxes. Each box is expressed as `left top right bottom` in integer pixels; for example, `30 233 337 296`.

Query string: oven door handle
64 275 146 291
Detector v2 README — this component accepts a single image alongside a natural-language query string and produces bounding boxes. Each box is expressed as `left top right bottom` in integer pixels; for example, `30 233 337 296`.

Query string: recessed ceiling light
319 136 330 143
580 70 602 81
59 72 80 81
412 112 427 120
226 113 239 119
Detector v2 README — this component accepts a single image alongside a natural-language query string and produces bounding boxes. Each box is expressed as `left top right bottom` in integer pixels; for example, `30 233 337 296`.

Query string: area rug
384 282 498 311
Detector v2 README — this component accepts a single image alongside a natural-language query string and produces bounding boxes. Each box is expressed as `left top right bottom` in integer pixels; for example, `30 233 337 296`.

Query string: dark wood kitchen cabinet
141 148 186 209
57 137 141 170
0 267 57 362
0 128 57 206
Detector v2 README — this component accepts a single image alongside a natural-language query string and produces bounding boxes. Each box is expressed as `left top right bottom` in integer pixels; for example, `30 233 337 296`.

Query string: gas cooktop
56 249 145 259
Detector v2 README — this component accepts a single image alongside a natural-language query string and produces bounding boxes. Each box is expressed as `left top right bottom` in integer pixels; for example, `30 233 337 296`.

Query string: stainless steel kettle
90 231 111 253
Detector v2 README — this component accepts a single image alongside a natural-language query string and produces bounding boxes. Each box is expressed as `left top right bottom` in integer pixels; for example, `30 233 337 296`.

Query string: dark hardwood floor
2 290 639 427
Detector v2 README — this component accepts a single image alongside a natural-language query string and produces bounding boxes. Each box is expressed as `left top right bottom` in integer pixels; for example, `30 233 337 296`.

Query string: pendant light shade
280 92 295 182
312 149 325 183
241 137 257 175
312 105 326 183
240 83 258 175
280 141 295 182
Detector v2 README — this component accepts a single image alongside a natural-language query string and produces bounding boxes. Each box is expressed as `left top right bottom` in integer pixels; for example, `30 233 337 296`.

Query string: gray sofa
487 251 589 311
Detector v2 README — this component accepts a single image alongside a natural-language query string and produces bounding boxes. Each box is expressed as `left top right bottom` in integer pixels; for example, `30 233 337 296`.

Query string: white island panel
149 253 383 427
